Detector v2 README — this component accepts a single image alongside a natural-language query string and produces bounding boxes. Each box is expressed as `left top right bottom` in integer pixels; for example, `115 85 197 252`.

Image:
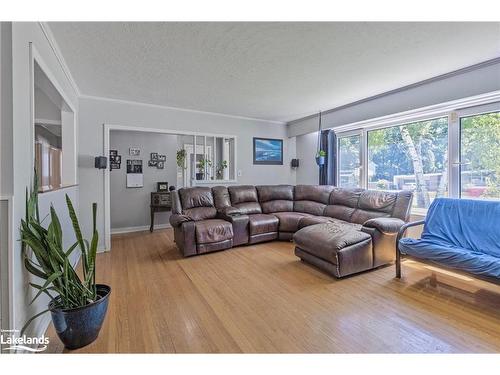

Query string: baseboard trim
111 223 171 235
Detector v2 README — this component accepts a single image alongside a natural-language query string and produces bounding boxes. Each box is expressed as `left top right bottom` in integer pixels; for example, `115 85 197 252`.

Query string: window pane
460 111 500 200
367 117 448 210
338 135 361 188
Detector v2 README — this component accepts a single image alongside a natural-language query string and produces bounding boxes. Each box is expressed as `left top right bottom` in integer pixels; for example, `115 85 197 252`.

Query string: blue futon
397 198 500 279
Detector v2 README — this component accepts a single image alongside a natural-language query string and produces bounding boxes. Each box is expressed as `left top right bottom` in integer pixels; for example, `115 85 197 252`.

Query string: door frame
103 124 236 251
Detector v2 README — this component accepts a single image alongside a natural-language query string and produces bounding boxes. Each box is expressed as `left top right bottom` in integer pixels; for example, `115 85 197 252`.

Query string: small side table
150 192 172 232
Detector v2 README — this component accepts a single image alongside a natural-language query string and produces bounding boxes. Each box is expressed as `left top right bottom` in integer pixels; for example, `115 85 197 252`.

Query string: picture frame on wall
253 137 283 165
148 160 158 167
157 161 165 169
150 152 158 160
129 147 140 156
157 182 169 192
158 154 166 162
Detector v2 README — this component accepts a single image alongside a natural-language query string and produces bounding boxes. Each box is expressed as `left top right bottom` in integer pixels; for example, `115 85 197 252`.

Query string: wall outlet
237 170 242 177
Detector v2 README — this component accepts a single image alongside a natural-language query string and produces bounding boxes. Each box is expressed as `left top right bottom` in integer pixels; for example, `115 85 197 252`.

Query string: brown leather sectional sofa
169 185 413 278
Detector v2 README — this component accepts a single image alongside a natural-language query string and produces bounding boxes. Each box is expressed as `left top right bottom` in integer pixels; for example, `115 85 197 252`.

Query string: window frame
336 129 366 189
333 95 500 214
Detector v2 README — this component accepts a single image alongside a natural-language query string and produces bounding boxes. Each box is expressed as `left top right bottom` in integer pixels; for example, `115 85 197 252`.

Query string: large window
367 117 448 209
338 134 362 188
334 100 500 213
460 111 500 200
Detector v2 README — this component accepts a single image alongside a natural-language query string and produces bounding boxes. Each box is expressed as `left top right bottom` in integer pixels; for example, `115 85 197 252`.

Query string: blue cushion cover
399 198 500 278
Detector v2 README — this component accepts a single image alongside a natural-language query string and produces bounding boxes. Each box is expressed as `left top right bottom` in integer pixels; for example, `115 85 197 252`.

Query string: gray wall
292 60 500 184
34 88 61 122
295 132 319 185
78 97 295 250
110 130 177 231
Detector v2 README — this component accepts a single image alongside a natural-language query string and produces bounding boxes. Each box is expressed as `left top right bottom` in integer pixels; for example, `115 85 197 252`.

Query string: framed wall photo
157 182 169 192
253 138 283 165
129 147 140 156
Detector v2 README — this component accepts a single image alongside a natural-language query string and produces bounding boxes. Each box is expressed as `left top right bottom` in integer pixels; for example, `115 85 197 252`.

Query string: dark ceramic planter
315 156 325 166
49 284 111 350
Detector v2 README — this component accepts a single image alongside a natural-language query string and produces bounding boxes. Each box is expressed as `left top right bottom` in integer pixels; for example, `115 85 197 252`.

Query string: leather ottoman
293 222 373 278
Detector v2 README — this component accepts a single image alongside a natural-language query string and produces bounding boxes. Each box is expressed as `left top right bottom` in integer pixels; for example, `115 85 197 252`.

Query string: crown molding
80 94 286 125
38 22 81 97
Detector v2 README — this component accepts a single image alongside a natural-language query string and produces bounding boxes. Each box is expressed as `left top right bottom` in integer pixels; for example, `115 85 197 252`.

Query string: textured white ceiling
48 22 500 122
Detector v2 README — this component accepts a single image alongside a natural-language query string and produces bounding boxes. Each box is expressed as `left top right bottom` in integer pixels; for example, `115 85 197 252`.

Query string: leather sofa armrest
217 212 249 246
169 213 193 228
362 217 405 234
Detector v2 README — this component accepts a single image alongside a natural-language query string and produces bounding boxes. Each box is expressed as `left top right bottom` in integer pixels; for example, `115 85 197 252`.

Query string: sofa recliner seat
170 184 413 278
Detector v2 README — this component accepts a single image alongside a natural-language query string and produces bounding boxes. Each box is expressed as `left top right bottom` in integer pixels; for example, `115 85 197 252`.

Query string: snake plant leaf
29 271 62 305
23 257 47 279
20 308 50 337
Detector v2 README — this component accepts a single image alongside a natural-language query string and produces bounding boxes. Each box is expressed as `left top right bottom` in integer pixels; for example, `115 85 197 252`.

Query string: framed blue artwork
253 137 283 165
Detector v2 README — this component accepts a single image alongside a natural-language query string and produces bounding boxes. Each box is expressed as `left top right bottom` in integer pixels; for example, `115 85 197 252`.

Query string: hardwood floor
45 229 500 353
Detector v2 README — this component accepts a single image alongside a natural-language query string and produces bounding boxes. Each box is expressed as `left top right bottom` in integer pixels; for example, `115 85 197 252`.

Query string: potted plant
316 150 326 166
176 149 187 169
196 156 212 180
20 177 110 350
216 160 228 179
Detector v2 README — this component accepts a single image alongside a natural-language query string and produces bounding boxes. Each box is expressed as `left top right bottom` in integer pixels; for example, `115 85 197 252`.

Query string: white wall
78 97 295 250
8 22 79 340
0 22 14 333
292 60 500 184
110 130 178 231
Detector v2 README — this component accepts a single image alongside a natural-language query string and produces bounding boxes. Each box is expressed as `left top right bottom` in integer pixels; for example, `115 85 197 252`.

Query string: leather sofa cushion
179 187 214 209
324 205 356 222
261 200 293 213
293 222 371 263
358 190 397 213
257 185 294 202
330 188 364 207
234 202 262 215
183 207 217 221
212 186 231 209
297 215 333 229
294 200 326 216
295 185 334 204
272 212 312 232
227 186 262 214
351 209 390 225
195 219 234 244
248 214 279 235
229 185 259 204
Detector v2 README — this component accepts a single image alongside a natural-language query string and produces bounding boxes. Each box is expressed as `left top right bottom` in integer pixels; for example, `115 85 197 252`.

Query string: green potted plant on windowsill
20 176 110 350
196 156 212 180
216 160 228 179
316 150 326 166
176 149 187 169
